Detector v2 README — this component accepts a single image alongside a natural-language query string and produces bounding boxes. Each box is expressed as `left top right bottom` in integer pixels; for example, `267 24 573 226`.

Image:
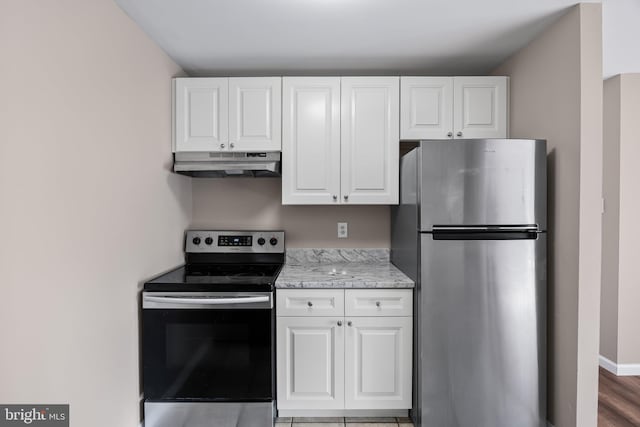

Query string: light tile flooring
275 417 414 427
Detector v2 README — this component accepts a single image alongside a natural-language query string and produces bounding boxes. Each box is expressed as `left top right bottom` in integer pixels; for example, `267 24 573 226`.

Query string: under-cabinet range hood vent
173 152 281 178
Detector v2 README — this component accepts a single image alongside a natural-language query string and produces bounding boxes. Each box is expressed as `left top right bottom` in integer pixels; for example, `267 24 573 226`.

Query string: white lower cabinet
276 289 413 414
345 316 412 409
277 317 345 410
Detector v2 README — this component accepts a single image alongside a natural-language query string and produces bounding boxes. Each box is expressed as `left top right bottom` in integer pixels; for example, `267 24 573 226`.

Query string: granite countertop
275 249 414 289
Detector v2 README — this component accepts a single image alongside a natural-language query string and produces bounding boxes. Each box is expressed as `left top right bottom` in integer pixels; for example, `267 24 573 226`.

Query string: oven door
142 292 274 402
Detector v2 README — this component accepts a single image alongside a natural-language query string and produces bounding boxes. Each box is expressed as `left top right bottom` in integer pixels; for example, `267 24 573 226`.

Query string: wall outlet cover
338 222 348 238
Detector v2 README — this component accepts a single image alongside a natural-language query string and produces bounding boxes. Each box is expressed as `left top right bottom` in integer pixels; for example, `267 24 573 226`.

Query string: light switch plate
338 222 348 238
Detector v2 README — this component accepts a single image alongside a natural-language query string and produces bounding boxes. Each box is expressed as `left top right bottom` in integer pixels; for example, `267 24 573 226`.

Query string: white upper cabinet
453 76 508 139
400 77 453 140
173 77 281 152
229 77 281 151
400 76 508 140
282 77 341 205
174 78 228 151
282 77 400 205
341 77 399 205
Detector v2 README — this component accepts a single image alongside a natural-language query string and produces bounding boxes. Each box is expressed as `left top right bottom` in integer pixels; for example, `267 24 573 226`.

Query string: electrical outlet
337 222 348 238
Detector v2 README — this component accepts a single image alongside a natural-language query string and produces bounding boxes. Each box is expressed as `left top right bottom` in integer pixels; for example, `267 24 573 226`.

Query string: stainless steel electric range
142 230 284 427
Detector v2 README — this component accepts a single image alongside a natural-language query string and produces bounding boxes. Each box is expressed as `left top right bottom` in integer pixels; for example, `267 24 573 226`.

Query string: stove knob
192 237 201 245
269 237 278 246
205 237 213 245
257 237 266 246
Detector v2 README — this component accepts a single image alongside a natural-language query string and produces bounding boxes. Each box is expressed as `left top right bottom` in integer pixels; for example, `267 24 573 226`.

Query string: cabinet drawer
345 289 412 317
277 289 345 317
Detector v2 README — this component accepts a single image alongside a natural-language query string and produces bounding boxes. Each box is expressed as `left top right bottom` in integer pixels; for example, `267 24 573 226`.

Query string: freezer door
418 233 546 427
419 139 547 231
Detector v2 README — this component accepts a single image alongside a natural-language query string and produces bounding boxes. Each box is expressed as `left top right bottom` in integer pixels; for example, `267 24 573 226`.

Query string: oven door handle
144 295 270 305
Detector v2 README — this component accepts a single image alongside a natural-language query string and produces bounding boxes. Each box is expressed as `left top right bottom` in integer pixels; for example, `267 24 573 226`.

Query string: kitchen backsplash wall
191 179 390 248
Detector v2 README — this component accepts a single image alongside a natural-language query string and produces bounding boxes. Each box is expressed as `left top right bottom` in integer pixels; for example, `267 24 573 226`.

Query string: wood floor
599 367 640 426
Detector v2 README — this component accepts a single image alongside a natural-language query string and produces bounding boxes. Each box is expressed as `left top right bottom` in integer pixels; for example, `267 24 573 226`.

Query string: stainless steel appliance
173 152 281 177
391 139 547 427
142 230 285 427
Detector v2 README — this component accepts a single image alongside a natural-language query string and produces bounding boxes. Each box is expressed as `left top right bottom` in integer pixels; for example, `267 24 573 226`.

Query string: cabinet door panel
400 77 453 140
345 316 412 409
229 77 281 151
277 317 345 410
282 77 341 205
341 77 399 205
174 78 228 152
453 76 508 139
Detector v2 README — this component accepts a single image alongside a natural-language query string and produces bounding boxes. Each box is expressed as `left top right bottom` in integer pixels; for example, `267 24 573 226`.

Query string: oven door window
143 309 273 401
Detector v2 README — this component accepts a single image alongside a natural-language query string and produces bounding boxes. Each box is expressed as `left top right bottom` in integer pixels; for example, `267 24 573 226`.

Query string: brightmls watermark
0 405 68 426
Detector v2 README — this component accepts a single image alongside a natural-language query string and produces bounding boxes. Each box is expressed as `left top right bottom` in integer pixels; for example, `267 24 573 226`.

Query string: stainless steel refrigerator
391 139 546 427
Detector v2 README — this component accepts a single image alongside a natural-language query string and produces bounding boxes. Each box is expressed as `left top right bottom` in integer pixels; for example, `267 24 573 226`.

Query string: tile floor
275 417 414 427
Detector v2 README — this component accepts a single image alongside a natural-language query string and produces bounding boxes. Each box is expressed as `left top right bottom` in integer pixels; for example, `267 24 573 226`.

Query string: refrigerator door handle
432 225 540 232
431 225 541 240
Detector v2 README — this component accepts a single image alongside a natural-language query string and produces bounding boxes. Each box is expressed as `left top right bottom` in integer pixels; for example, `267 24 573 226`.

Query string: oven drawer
345 289 413 316
276 289 345 316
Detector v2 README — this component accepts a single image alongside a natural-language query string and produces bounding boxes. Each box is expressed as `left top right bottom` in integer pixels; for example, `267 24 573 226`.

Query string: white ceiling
115 0 637 78
602 0 640 79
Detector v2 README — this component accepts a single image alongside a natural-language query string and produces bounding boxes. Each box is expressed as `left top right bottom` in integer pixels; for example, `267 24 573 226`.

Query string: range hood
173 152 281 178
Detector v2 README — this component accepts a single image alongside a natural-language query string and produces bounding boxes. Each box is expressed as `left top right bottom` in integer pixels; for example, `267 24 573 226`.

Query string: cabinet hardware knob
230 143 235 149
344 195 349 201
347 321 353 327
376 301 381 307
220 143 225 149
456 131 463 137
307 301 313 307
333 195 337 201
447 132 453 138
337 320 343 326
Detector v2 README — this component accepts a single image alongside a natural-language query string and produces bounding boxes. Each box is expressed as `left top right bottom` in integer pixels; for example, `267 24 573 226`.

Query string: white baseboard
600 355 618 374
599 355 640 376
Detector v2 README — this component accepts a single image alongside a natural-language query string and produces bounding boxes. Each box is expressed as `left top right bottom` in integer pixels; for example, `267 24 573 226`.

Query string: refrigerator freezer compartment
418 139 547 231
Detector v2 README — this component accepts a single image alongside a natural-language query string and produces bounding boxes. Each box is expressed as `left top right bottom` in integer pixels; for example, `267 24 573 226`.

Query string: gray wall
493 4 603 427
600 76 621 363
191 179 390 248
601 73 640 365
0 1 191 426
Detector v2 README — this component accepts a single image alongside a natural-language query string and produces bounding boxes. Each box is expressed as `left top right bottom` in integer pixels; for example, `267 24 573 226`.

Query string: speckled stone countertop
275 249 414 289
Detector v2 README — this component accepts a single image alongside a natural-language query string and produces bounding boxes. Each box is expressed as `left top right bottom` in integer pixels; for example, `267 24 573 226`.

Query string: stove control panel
186 230 285 253
218 235 252 247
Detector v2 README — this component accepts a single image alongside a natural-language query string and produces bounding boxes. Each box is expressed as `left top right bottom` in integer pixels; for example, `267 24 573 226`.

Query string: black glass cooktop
144 263 282 292
186 263 279 277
